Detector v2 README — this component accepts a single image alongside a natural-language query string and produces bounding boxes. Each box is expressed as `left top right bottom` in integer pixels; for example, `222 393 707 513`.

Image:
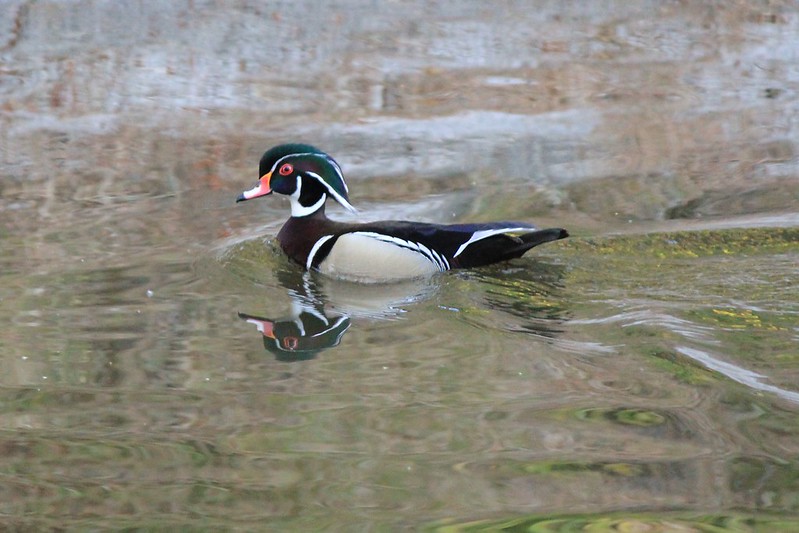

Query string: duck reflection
238 261 570 361
238 308 350 362
238 270 350 361
238 268 437 361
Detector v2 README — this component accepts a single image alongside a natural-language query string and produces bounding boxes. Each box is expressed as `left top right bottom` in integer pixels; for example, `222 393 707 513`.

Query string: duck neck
289 193 327 218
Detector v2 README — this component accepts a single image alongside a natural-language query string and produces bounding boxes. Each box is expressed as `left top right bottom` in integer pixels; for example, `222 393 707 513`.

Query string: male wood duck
237 143 568 282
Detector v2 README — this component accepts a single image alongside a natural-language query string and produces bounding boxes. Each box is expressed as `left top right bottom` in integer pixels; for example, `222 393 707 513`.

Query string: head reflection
238 309 350 362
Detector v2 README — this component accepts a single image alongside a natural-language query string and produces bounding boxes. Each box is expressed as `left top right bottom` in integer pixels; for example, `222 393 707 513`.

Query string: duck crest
259 144 355 216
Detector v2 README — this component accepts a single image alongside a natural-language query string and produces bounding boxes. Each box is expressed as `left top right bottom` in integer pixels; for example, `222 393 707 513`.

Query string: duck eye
278 163 294 176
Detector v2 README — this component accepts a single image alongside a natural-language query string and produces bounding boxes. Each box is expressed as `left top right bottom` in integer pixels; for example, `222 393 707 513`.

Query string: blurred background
4 0 798 227
1 1 799 530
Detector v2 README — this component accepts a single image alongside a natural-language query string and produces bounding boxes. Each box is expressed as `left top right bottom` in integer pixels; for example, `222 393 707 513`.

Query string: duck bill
238 312 276 339
236 171 273 202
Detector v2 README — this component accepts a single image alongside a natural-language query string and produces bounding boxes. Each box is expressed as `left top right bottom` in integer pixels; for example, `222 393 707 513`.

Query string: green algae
559 227 799 259
431 511 799 532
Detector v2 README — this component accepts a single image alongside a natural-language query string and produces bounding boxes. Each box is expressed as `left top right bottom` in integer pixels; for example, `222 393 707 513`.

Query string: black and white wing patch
452 226 536 258
353 232 450 271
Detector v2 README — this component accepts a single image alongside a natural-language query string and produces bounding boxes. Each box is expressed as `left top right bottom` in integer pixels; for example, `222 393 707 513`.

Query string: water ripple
571 309 717 342
676 346 799 405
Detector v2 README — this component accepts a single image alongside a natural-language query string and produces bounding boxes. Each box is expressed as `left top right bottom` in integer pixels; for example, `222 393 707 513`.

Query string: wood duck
236 143 568 282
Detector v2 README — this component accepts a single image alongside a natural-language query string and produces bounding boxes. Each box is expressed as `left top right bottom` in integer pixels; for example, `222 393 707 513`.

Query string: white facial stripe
453 227 534 258
327 158 348 192
354 231 449 272
305 171 357 213
270 152 346 190
270 152 325 171
267 152 355 213
306 234 335 270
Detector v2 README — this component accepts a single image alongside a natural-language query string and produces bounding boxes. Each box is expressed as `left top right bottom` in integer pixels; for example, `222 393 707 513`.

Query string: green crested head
258 143 325 179
240 143 356 217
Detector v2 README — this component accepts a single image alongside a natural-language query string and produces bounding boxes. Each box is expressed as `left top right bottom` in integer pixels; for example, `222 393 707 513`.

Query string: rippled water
2 1 799 530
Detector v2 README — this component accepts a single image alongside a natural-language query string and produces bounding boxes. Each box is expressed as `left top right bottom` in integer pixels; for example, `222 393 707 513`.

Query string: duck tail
455 228 568 268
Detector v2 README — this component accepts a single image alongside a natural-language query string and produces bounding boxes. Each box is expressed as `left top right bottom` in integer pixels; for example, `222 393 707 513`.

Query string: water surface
2 1 799 530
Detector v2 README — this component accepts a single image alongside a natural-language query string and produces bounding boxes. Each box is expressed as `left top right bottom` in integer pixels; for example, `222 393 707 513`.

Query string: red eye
278 163 293 176
283 336 298 350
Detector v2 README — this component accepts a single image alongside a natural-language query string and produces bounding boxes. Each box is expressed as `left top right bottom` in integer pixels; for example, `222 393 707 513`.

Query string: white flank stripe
431 248 450 270
306 235 335 270
453 226 533 258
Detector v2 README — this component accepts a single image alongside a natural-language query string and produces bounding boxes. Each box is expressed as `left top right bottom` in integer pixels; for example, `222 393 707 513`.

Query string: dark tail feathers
456 228 568 268
518 228 569 249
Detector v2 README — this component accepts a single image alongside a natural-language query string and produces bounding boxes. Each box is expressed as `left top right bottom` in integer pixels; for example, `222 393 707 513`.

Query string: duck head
236 143 357 217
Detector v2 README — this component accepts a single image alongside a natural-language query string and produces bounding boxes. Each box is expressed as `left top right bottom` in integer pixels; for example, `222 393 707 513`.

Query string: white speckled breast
318 233 443 283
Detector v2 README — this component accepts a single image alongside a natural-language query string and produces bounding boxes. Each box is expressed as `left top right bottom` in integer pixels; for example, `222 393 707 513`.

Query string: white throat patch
290 193 326 217
289 176 326 217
